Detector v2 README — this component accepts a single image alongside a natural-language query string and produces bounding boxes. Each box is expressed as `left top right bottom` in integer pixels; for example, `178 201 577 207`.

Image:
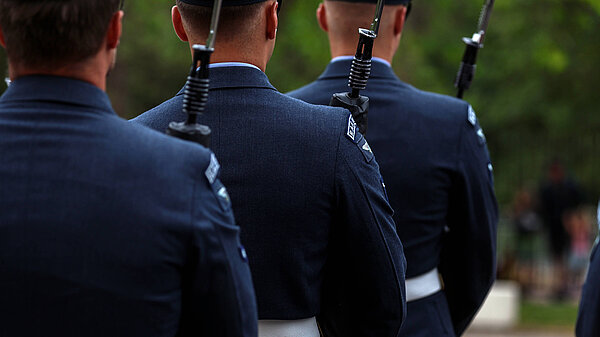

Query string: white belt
258 317 320 337
405 267 442 302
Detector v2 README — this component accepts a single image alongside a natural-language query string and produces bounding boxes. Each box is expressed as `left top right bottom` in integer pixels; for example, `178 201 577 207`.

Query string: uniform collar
318 56 398 81
0 75 115 114
331 55 392 68
209 62 262 72
176 65 277 96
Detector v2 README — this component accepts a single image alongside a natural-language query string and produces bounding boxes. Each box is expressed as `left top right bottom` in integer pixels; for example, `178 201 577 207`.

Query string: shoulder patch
468 105 477 127
346 114 357 143
205 153 220 184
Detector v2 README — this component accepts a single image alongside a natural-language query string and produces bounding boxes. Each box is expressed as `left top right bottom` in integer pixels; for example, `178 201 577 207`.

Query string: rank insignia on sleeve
205 153 220 184
217 185 232 210
346 114 357 143
362 141 373 154
357 136 374 163
211 179 231 211
468 105 477 127
217 186 231 205
380 176 389 202
477 128 487 145
239 245 249 262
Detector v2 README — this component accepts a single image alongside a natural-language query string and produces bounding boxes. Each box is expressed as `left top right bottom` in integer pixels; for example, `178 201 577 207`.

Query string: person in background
512 188 542 296
564 208 593 295
288 0 499 335
539 159 584 300
0 1 257 336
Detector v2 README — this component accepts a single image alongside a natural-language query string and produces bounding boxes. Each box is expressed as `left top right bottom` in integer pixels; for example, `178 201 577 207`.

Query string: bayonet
371 0 385 35
454 0 495 99
477 0 494 40
167 0 224 147
206 0 223 50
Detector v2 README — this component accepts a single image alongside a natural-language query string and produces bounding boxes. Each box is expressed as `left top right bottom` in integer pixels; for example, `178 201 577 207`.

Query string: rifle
329 0 386 136
167 0 224 147
454 0 495 99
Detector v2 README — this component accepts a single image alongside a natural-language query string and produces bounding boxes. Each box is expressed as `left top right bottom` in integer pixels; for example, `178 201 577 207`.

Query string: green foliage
519 300 578 329
107 1 190 118
1 0 599 206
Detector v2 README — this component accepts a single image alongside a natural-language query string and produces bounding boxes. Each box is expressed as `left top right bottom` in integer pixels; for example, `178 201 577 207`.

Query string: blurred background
1 0 599 335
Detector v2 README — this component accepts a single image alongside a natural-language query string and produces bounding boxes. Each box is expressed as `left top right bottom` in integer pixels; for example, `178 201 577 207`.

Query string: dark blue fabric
576 242 600 337
133 66 406 337
0 75 257 337
288 59 499 335
400 291 455 337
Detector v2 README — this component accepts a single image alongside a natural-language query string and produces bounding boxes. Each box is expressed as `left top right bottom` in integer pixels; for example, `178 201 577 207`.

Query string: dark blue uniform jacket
576 205 600 337
0 76 257 337
133 65 407 337
289 59 499 336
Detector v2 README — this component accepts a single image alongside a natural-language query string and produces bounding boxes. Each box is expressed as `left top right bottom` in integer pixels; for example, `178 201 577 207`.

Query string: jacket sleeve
439 107 499 335
318 115 407 337
178 156 258 337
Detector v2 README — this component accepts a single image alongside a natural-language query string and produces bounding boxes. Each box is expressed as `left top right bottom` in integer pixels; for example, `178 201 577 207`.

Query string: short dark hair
0 0 122 69
176 0 269 42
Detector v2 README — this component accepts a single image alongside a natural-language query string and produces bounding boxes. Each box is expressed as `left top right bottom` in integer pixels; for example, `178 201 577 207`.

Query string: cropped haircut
0 0 122 69
176 0 269 42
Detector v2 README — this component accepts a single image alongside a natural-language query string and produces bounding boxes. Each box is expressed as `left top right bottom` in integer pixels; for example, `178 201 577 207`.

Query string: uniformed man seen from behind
0 1 257 336
133 1 407 336
288 0 499 336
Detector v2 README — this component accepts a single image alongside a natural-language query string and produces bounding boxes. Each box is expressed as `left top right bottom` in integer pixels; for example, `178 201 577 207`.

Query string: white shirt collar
331 55 391 68
209 62 262 72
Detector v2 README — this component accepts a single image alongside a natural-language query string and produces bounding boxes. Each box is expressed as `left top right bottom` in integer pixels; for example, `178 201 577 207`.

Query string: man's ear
172 6 189 42
393 6 407 37
266 0 278 40
106 10 124 49
316 3 329 33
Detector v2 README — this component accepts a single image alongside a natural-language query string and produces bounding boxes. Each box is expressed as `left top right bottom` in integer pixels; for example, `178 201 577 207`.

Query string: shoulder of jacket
126 119 213 170
276 93 350 129
412 88 470 115
142 95 183 118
